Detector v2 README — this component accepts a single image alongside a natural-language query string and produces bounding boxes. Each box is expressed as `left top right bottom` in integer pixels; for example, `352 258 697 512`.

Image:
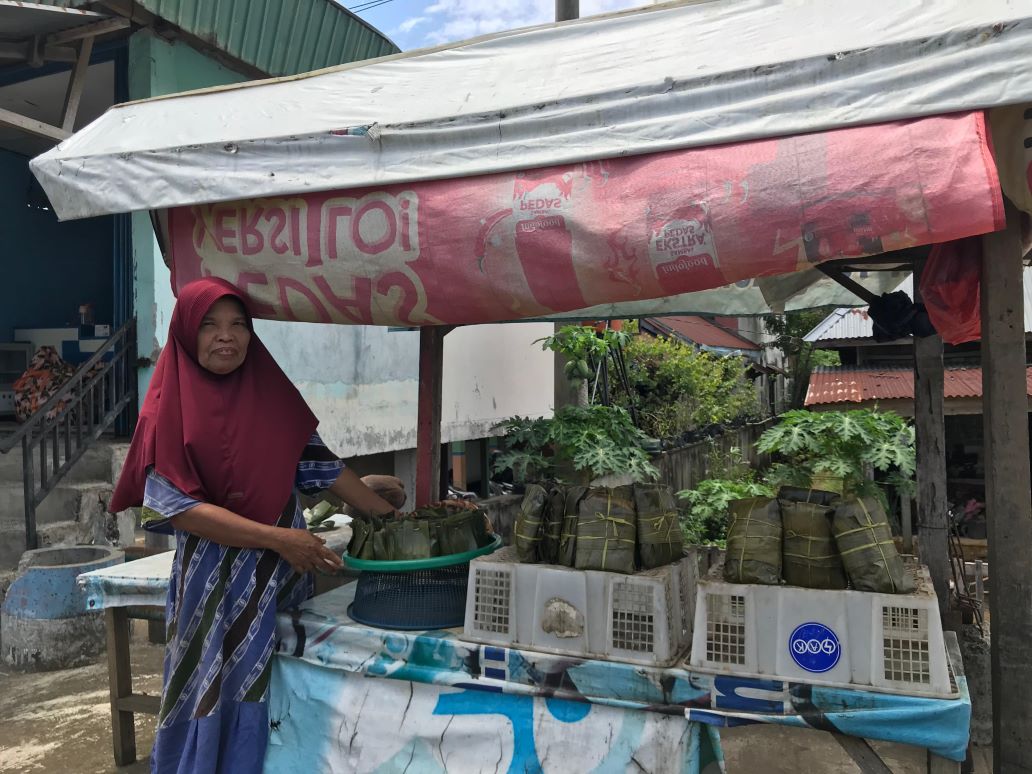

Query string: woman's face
197 297 251 375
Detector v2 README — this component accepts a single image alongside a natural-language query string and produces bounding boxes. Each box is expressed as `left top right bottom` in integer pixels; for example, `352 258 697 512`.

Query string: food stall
38 0 1032 770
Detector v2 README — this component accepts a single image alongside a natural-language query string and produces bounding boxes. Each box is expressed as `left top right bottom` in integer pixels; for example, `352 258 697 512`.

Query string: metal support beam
981 200 1032 773
0 106 69 142
913 261 950 617
415 327 447 507
61 36 93 132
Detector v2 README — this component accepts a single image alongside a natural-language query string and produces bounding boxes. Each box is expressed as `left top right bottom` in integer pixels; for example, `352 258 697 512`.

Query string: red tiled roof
805 366 1032 406
645 316 760 351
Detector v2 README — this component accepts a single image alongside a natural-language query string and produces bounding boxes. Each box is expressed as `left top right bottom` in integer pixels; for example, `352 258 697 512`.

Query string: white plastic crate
462 546 697 666
689 559 956 698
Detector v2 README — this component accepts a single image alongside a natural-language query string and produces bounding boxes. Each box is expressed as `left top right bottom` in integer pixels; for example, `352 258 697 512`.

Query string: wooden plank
913 262 951 615
926 752 961 774
415 326 446 506
116 694 160 715
981 200 1032 771
46 16 129 46
105 607 137 766
0 106 68 143
831 734 894 774
61 36 93 132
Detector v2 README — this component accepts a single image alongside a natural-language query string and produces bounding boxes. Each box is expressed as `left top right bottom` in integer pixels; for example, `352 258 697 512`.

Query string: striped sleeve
141 468 202 534
295 432 346 496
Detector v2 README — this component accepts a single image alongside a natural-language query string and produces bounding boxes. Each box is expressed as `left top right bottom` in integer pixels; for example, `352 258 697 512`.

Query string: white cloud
397 15 428 33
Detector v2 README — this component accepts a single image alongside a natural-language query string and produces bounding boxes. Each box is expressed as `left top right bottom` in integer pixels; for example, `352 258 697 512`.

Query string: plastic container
345 535 502 631
462 546 697 666
688 558 956 698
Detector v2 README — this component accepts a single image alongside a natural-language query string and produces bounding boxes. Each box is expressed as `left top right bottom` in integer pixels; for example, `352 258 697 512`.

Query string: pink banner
168 112 1002 326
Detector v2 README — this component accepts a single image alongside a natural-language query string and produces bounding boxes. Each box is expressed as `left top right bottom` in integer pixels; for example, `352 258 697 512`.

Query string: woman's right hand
272 528 344 575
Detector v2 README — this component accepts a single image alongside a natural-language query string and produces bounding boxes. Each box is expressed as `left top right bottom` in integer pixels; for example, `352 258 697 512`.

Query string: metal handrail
0 320 135 453
0 319 137 550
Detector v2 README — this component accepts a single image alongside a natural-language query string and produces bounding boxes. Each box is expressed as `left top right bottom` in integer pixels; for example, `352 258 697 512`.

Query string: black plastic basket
348 563 471 630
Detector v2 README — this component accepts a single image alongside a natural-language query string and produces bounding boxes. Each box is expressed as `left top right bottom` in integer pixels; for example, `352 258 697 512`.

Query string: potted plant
754 409 915 501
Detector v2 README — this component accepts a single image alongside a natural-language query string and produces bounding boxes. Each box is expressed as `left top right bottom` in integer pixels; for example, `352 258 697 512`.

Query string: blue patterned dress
142 433 345 774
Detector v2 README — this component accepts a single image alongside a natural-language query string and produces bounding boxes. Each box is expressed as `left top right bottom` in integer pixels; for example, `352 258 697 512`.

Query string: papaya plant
493 404 658 484
536 325 630 388
755 409 915 501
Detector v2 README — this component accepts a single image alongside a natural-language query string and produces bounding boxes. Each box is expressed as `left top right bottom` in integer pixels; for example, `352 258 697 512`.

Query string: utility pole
555 1 579 22
553 0 582 413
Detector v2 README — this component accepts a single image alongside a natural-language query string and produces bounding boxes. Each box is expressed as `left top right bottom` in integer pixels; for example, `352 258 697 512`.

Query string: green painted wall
128 30 249 395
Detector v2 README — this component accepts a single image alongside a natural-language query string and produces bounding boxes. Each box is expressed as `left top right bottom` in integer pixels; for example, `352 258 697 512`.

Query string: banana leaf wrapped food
574 486 637 574
349 515 373 559
436 511 480 556
557 485 588 567
832 496 914 593
633 483 684 570
541 485 567 564
514 484 549 563
780 497 847 590
724 497 782 585
385 518 432 560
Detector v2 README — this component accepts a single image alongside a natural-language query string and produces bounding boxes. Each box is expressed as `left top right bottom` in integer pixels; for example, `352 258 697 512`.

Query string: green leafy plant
763 311 841 409
493 405 659 483
537 325 630 387
755 409 915 500
614 334 760 440
677 478 775 546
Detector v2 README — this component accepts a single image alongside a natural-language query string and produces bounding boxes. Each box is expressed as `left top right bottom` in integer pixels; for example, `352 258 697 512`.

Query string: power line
349 0 396 13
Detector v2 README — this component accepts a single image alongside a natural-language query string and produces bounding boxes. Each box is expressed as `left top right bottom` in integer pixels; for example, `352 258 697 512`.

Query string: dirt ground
0 631 993 774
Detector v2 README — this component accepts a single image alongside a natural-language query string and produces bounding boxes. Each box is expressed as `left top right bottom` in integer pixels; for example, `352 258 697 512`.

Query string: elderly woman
110 277 398 774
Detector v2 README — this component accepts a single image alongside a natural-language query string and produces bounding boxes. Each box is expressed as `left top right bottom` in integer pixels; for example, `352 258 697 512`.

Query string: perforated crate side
702 590 748 667
462 552 517 647
676 554 698 647
880 604 931 687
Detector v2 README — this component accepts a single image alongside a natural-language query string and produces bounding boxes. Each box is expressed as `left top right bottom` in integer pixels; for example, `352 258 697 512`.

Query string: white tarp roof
31 0 1032 221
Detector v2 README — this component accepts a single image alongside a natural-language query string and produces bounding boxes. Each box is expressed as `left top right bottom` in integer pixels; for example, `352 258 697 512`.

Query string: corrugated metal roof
34 0 398 76
804 270 1032 343
805 365 1032 406
643 316 761 351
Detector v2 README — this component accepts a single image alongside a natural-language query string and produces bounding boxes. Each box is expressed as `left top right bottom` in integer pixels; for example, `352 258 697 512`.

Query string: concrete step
0 482 113 527
0 438 126 486
0 504 135 573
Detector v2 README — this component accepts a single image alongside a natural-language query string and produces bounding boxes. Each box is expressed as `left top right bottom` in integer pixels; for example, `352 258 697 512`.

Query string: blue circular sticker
788 622 841 673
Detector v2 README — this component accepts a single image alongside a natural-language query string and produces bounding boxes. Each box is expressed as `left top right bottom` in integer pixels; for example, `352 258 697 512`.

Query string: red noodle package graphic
167 112 1002 327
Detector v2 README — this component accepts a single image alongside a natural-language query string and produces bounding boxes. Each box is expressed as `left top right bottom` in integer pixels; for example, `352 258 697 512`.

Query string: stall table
79 554 970 773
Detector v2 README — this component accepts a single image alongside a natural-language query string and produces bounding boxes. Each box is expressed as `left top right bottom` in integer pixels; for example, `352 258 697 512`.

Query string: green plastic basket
343 534 503 572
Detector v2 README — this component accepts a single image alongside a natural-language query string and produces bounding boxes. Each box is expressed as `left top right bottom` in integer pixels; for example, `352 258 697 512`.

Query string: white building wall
253 320 555 459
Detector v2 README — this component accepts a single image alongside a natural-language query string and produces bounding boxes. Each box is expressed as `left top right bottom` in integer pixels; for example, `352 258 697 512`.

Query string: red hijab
110 278 318 524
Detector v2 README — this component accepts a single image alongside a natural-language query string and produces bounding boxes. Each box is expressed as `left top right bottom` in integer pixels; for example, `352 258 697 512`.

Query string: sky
341 0 660 51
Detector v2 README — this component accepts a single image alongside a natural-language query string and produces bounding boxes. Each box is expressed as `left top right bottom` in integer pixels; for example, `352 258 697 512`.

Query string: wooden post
913 263 951 616
901 495 913 554
415 327 446 507
106 607 137 766
981 201 1032 772
60 36 93 132
477 438 491 498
